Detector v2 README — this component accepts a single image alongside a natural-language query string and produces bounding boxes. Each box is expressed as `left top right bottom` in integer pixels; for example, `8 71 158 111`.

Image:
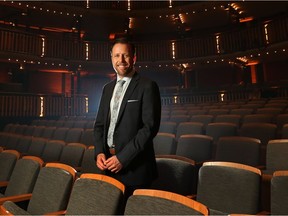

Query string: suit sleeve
116 80 161 168
93 86 106 158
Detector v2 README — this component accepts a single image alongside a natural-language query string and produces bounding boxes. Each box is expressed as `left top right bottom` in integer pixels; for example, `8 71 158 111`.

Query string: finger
97 164 105 170
110 166 119 173
97 162 105 170
97 159 107 170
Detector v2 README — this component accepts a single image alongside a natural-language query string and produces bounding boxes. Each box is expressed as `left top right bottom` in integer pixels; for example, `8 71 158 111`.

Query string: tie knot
118 80 126 86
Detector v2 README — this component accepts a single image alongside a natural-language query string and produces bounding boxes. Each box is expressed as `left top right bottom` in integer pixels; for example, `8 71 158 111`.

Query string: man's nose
120 55 126 62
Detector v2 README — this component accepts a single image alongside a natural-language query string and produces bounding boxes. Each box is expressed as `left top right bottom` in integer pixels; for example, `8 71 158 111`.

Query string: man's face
111 43 135 78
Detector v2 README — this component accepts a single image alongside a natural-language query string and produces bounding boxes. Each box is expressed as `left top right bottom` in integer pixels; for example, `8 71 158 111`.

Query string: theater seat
124 189 209 215
0 163 76 215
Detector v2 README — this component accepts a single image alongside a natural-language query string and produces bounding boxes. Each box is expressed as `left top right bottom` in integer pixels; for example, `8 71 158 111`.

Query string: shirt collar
116 69 135 83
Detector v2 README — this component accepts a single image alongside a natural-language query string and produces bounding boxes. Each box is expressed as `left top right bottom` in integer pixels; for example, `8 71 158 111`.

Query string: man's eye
113 54 130 58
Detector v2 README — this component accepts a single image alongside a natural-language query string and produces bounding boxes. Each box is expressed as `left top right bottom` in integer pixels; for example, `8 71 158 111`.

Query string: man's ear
133 55 137 65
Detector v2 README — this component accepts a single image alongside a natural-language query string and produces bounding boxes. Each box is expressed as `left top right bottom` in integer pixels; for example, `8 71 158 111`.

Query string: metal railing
0 13 287 62
0 92 88 117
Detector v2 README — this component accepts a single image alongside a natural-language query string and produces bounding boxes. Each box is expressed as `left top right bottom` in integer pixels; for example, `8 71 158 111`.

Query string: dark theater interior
1 1 288 215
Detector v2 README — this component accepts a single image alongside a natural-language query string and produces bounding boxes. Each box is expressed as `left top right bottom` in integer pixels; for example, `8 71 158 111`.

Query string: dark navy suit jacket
94 72 161 186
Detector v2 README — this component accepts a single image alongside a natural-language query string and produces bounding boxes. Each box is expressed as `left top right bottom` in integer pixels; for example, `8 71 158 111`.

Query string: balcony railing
0 13 287 63
0 93 88 117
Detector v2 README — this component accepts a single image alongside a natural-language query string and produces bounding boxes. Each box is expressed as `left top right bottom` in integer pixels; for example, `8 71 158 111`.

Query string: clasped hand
96 153 123 173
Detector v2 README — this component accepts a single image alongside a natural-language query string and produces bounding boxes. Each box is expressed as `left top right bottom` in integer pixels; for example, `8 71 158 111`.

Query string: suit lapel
105 80 117 123
117 73 139 123
107 80 116 102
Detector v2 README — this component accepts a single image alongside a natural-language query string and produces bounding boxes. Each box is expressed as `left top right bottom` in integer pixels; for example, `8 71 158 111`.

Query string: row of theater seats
0 134 99 175
162 98 288 111
1 120 286 172
161 98 288 125
1 121 283 169
1 123 94 146
157 120 288 162
162 106 288 118
161 112 288 131
31 119 95 129
154 130 288 173
0 150 287 215
159 119 288 142
0 153 121 214
1 115 287 212
0 122 100 176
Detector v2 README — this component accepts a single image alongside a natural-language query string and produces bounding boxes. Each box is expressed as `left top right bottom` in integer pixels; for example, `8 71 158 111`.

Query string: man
94 37 161 199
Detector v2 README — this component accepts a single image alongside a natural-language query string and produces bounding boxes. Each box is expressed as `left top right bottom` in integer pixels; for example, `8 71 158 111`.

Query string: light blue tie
107 80 126 148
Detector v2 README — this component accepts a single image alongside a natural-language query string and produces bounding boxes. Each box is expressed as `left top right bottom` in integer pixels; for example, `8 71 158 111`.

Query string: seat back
65 128 84 143
41 140 65 162
54 120 65 128
59 143 86 167
176 122 204 140
188 109 207 116
197 161 261 214
230 108 254 118
271 171 288 215
41 126 56 139
124 189 209 215
190 115 214 132
27 137 48 157
256 107 283 115
4 156 44 197
65 173 125 215
51 127 69 141
208 108 229 116
151 155 196 195
15 124 28 135
239 123 277 146
80 146 102 174
27 163 76 215
205 122 237 144
215 136 261 167
62 120 75 128
158 121 177 134
0 133 11 148
176 134 213 163
213 114 241 128
5 134 21 150
153 132 176 155
15 135 32 154
0 150 20 181
31 126 45 137
79 129 95 147
242 114 274 124
169 115 190 125
23 125 35 136
266 139 288 171
73 120 88 129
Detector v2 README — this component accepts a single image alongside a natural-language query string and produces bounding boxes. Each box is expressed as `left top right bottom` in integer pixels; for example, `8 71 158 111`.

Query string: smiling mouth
118 65 128 69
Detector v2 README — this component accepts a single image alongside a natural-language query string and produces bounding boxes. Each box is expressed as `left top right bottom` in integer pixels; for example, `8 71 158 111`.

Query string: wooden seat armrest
0 205 12 215
186 194 197 199
44 210 67 215
189 194 197 200
257 210 270 215
0 193 32 205
196 160 213 167
0 182 8 187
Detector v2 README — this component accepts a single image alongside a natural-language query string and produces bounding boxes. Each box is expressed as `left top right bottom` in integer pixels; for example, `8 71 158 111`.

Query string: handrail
0 13 287 63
